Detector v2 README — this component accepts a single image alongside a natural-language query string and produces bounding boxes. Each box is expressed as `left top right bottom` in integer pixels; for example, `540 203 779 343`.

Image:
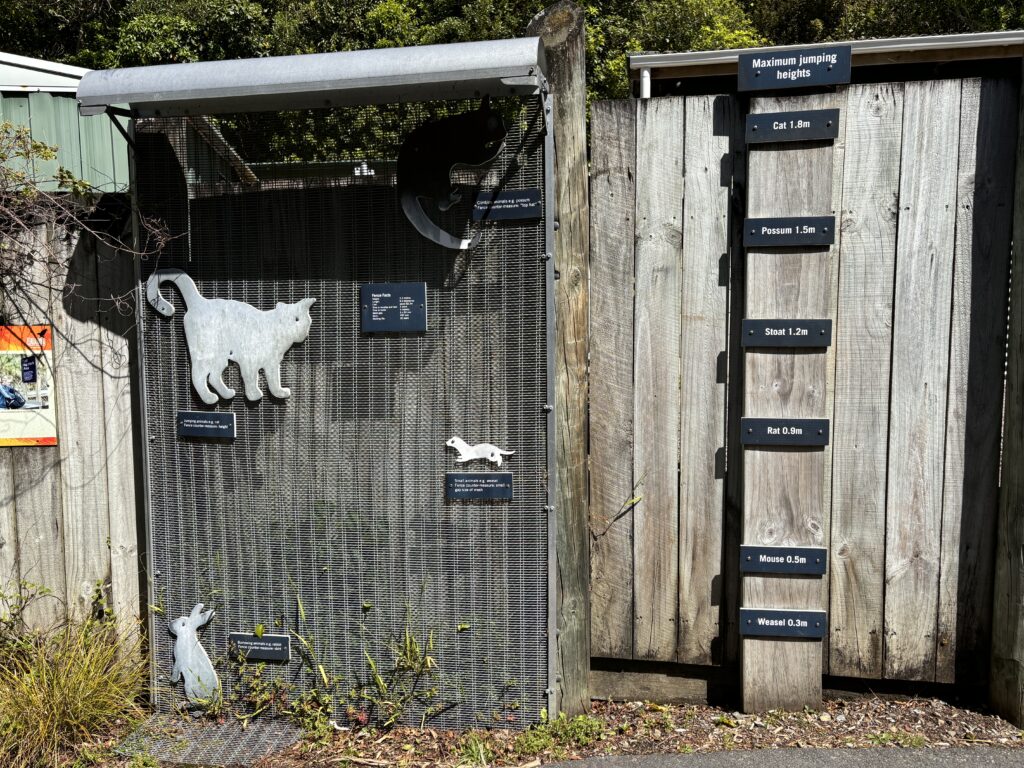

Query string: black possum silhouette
397 97 507 250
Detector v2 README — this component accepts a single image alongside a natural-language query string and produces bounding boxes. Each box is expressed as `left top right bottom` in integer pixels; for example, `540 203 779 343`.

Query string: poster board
0 325 57 446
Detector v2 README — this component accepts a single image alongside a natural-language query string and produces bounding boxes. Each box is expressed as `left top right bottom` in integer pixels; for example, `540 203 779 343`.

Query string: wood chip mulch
254 695 1024 767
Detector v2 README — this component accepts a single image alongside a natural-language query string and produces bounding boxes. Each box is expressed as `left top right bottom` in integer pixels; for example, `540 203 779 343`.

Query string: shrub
0 602 147 768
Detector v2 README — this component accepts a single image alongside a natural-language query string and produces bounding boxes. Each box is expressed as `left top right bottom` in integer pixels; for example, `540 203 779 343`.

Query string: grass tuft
0 603 147 768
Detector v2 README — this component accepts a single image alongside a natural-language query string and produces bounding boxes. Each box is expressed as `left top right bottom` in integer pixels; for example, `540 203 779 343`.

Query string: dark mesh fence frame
134 96 550 730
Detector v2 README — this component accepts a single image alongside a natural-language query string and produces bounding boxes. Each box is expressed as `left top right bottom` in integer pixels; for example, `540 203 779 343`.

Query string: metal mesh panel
135 97 549 731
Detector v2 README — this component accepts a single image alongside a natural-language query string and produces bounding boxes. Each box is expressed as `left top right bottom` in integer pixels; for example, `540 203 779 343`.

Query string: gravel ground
254 695 1024 768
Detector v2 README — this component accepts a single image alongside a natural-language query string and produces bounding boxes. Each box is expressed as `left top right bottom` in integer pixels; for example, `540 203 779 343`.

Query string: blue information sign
738 46 851 92
21 355 36 383
360 283 428 333
740 608 827 639
446 472 513 501
177 411 236 439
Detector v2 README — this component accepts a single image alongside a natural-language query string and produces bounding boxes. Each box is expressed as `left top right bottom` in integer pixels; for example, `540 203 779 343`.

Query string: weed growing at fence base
0 584 147 768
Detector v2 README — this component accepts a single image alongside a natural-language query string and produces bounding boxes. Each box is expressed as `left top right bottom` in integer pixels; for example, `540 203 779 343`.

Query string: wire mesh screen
134 96 550 731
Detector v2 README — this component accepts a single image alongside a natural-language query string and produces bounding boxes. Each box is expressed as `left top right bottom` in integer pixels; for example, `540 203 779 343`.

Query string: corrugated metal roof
629 30 1024 81
0 51 88 93
78 37 547 117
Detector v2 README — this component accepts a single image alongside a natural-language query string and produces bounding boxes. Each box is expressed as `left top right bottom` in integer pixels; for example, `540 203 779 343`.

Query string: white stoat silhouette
446 436 515 467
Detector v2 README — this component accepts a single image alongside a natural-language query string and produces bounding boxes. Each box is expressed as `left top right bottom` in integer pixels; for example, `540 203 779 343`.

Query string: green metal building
1 51 128 191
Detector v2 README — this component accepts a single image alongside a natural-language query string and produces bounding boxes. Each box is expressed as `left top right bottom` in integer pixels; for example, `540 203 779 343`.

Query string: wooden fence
0 230 140 634
589 75 1017 687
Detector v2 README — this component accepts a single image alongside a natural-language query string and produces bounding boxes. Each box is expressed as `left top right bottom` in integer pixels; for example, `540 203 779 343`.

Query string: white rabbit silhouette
169 603 220 707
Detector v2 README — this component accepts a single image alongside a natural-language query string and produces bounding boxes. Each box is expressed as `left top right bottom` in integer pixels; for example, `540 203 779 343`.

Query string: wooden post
991 64 1024 725
741 92 842 712
527 1 590 714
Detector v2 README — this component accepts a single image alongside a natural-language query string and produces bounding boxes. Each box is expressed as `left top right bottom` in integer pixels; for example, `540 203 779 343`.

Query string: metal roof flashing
628 30 1024 82
77 37 547 117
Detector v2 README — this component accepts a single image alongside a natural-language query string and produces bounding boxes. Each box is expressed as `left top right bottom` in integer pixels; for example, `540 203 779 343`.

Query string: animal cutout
397 97 507 250
447 436 515 467
146 269 316 404
169 603 220 707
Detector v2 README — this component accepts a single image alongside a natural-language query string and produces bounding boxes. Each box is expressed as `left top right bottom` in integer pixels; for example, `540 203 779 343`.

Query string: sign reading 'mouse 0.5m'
738 46 851 91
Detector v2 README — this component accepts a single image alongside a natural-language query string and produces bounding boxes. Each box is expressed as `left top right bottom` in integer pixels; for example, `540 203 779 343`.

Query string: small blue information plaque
742 319 832 348
745 109 840 144
229 632 290 662
177 411 235 440
744 217 835 248
741 418 829 446
21 355 36 383
446 472 513 501
360 282 427 334
740 546 828 575
738 46 851 92
740 608 827 639
473 189 542 221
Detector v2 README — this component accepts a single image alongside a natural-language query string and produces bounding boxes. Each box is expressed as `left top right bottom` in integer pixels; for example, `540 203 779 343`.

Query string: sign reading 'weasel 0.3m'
740 609 828 638
738 46 851 91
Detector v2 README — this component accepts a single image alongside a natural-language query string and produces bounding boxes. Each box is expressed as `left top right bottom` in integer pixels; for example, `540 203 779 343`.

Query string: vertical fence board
677 94 734 664
51 234 113 622
742 91 839 711
884 78 962 681
991 62 1024 727
937 77 1017 683
97 244 142 635
633 97 683 661
830 83 904 679
0 451 17 608
589 100 637 659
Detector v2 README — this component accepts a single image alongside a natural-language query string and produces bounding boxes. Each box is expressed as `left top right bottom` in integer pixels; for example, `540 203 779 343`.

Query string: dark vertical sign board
740 608 827 638
20 355 36 383
744 217 835 247
738 46 851 92
741 417 829 446
473 189 543 221
742 319 832 347
360 283 428 333
746 109 840 144
228 632 291 662
177 411 236 439
740 546 828 575
446 472 514 501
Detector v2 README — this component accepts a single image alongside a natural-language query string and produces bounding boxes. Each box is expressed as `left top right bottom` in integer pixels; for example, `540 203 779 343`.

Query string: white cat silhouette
146 269 315 404
446 436 515 467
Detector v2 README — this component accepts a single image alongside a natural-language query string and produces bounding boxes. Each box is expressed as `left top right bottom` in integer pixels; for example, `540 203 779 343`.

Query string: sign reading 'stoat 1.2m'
738 46 852 91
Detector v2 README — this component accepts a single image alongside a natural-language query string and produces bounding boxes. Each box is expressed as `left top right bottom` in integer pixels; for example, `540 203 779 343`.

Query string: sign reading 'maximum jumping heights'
738 46 852 91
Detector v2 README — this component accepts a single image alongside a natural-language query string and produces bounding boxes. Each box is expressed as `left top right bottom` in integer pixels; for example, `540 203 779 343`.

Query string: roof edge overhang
77 37 547 117
628 30 1024 81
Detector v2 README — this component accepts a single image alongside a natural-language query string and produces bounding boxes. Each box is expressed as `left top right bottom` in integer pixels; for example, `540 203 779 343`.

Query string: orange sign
0 325 57 446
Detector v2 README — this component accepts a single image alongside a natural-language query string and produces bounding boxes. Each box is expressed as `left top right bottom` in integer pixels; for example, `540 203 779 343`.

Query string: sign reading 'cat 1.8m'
746 109 840 144
738 46 851 91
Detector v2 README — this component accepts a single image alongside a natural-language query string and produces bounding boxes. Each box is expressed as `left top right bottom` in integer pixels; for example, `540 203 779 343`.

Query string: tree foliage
2 1 1023 102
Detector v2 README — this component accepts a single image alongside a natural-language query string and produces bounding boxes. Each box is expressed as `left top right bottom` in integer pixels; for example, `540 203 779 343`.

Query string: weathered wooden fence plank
884 78 961 681
528 1 591 713
51 234 113 622
742 91 839 711
633 96 683 661
589 99 637 660
990 62 1024 727
677 93 733 665
937 77 1017 683
0 451 18 609
829 82 904 679
97 244 142 634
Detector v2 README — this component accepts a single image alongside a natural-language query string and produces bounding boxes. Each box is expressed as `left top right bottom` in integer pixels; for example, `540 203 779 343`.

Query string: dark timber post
528 1 590 715
991 61 1024 726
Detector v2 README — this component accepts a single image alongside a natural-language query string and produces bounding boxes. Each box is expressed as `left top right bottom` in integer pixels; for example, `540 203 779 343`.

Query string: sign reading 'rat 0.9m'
738 46 851 91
